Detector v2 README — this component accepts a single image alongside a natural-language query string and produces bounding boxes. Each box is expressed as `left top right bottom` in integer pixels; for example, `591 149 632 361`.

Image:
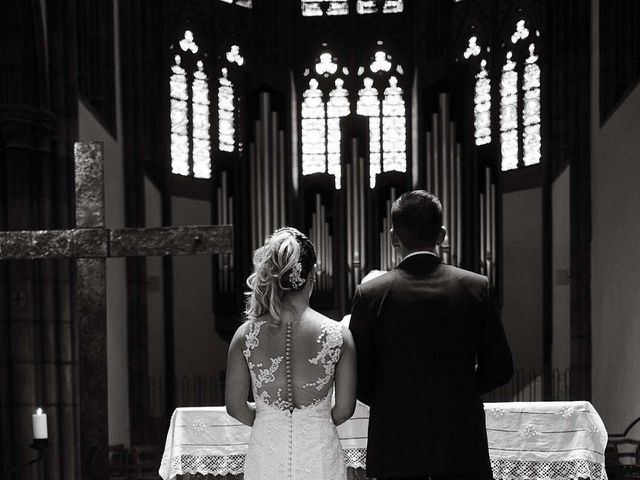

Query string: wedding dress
242 315 347 480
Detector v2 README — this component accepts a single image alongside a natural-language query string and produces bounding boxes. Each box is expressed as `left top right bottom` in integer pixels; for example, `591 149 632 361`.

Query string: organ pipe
380 188 400 271
248 92 287 251
310 193 333 293
424 93 463 267
479 166 497 285
345 137 367 296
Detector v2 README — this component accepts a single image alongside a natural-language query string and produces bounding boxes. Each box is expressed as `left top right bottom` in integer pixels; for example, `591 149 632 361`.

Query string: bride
225 227 357 480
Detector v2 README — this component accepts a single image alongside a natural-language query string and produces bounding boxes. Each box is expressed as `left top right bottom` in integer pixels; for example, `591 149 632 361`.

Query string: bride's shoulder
230 317 265 343
306 310 349 337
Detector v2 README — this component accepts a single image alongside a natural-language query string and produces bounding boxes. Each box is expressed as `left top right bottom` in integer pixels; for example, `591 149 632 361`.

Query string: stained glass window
218 0 252 8
218 68 235 153
170 30 211 178
523 43 541 166
357 77 381 188
357 0 404 14
474 60 491 146
498 20 542 171
464 36 491 146
301 52 350 188
170 54 189 176
382 76 406 174
327 78 350 188
301 0 348 16
301 78 327 175
217 45 244 153
357 49 406 188
500 51 518 171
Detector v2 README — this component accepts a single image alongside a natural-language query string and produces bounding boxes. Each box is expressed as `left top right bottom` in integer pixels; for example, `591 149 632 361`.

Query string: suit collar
397 251 441 272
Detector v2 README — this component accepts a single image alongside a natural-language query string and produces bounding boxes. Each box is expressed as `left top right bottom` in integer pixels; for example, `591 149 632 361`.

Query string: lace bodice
241 314 347 480
242 315 343 411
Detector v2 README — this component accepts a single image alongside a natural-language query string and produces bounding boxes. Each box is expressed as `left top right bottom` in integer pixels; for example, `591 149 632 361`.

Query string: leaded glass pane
357 78 382 187
474 59 491 146
219 0 252 7
301 0 348 16
464 36 481 59
523 43 541 166
327 78 350 188
382 76 406 173
500 52 518 171
170 55 190 176
357 0 403 14
218 68 235 152
302 79 327 175
511 19 530 44
192 61 211 179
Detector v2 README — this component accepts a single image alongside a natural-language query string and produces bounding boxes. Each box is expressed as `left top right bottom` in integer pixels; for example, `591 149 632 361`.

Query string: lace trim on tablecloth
162 454 247 478
161 449 369 479
490 458 608 480
161 452 608 480
343 448 367 469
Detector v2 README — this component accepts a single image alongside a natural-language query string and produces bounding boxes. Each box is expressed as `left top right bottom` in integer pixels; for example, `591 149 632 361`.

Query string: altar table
159 401 608 480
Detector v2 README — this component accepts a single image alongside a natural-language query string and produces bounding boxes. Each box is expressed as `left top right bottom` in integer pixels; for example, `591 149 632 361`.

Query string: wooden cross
0 142 233 480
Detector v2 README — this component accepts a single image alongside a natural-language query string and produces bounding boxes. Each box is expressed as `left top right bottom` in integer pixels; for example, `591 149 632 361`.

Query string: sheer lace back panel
243 313 343 411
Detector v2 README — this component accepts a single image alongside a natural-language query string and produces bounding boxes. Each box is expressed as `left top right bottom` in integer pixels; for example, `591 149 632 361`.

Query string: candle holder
11 439 50 478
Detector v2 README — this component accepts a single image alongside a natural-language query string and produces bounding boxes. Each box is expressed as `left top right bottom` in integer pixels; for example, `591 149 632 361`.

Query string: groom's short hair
391 190 443 249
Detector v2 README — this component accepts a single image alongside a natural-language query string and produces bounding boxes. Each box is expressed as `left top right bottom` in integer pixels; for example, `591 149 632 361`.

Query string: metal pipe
426 132 433 192
431 113 439 198
490 180 496 285
260 93 271 238
279 130 286 228
271 112 279 232
456 143 462 267
485 167 491 276
449 122 456 264
440 94 450 249
250 143 257 250
479 192 485 275
254 120 263 245
358 154 365 280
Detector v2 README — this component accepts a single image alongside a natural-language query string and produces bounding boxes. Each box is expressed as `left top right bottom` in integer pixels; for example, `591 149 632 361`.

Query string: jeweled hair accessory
288 262 306 289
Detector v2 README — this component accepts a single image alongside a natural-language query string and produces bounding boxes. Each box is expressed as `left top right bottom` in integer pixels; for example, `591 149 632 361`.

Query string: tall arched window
301 52 350 189
499 20 541 171
357 0 404 14
218 45 244 153
463 36 491 146
170 30 211 178
500 51 518 170
301 0 348 16
218 0 252 7
357 49 406 188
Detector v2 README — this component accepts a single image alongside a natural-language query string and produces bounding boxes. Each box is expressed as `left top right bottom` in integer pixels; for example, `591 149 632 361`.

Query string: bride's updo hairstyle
244 227 316 323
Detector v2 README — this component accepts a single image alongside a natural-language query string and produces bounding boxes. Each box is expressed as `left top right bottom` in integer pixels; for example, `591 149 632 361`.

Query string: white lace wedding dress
242 316 347 480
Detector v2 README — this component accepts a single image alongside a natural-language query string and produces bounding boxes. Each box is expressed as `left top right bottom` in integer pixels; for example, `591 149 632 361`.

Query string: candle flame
36 408 43 415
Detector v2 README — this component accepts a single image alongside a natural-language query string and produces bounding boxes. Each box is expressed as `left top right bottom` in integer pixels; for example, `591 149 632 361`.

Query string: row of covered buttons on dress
286 321 294 480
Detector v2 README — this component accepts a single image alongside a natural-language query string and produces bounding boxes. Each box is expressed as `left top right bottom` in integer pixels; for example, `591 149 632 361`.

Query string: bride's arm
332 325 357 426
225 324 256 426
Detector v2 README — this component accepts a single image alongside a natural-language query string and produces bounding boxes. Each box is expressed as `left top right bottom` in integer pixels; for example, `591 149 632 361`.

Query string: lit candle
32 408 48 440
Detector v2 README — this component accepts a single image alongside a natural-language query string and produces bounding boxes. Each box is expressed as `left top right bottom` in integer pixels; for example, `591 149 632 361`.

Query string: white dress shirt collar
400 250 440 263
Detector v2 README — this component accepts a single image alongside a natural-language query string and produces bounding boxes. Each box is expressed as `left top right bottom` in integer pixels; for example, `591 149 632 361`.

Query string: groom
349 190 513 480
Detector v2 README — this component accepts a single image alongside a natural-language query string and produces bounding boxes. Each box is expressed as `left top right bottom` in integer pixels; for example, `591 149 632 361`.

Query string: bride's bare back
242 309 343 411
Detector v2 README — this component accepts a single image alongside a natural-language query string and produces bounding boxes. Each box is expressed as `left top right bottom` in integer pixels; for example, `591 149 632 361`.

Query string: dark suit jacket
349 253 513 478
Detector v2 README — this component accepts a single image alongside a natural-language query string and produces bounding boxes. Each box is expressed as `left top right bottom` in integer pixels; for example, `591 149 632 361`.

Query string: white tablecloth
159 401 608 480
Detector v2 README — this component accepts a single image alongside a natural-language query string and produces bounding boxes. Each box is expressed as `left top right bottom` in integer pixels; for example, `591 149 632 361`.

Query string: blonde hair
244 228 315 324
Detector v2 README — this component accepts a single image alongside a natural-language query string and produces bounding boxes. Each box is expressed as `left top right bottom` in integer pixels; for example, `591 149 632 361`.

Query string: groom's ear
390 228 400 248
436 226 447 246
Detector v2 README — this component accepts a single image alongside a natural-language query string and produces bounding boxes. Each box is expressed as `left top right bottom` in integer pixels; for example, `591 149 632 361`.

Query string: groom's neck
400 245 438 258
